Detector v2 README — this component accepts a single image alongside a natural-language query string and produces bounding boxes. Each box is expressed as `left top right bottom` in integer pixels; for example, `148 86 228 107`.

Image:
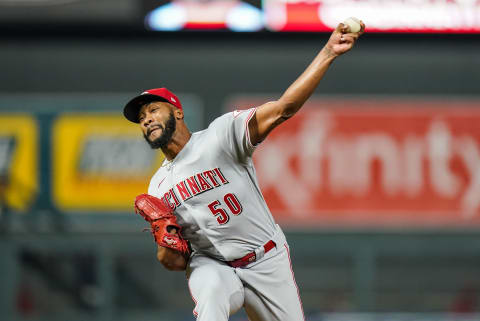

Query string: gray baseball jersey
147 108 277 261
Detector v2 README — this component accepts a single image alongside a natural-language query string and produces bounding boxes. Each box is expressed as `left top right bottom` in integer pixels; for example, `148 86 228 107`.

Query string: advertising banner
264 0 480 33
144 0 263 31
228 97 480 228
52 114 164 212
0 115 37 211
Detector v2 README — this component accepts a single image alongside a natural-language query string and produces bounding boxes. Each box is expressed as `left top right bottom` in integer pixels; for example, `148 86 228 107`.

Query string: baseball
343 17 362 33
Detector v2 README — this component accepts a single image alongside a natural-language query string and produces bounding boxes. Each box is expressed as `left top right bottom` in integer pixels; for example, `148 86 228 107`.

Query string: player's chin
147 135 171 150
149 128 162 139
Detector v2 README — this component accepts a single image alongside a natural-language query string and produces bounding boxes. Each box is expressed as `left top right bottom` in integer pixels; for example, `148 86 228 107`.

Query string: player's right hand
325 21 365 57
157 243 188 271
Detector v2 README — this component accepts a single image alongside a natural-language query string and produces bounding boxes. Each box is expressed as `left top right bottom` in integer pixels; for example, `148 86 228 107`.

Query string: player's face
139 102 177 149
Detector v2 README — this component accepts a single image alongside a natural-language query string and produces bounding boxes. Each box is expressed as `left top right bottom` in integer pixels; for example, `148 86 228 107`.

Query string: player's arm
249 21 365 145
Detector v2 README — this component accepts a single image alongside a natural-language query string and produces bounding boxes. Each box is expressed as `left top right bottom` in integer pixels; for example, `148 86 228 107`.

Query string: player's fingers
351 32 360 40
340 34 356 44
337 23 349 34
340 31 352 42
340 30 360 42
358 20 366 35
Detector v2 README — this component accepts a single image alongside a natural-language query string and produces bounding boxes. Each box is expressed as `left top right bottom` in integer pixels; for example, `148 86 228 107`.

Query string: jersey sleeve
211 108 258 163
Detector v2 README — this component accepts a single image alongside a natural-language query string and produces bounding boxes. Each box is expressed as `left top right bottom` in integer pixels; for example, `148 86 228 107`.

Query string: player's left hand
325 21 365 57
134 193 191 256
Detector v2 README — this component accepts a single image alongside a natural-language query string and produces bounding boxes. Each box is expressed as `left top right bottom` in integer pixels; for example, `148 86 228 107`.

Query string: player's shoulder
209 110 234 126
207 108 255 130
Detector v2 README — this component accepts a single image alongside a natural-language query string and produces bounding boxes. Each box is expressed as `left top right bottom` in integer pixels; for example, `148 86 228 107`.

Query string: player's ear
174 108 184 120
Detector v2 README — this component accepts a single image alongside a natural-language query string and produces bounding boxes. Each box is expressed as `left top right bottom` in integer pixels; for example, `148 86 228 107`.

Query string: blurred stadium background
1 1 480 321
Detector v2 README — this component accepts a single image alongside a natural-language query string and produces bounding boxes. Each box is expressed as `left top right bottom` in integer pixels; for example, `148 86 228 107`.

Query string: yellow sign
0 115 37 211
52 114 164 211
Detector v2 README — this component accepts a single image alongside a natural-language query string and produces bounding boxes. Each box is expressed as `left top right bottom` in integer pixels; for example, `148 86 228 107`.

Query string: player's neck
162 127 192 161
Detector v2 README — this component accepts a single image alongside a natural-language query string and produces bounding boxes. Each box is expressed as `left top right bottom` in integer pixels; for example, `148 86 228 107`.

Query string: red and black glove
134 194 190 256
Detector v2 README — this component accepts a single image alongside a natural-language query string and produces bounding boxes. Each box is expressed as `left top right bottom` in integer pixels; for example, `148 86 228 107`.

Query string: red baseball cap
123 88 182 123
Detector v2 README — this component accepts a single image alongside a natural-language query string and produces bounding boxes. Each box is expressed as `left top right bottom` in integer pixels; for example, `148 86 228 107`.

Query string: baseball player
123 22 364 321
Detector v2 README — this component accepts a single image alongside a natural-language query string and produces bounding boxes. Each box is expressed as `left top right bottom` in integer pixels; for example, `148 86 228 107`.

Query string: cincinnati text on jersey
161 167 229 210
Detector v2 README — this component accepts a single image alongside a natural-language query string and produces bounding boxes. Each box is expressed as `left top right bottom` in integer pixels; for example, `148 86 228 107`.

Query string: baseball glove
134 194 190 256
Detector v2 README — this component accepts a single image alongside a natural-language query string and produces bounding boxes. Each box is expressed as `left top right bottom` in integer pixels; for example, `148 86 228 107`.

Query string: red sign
228 97 480 228
264 0 480 34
